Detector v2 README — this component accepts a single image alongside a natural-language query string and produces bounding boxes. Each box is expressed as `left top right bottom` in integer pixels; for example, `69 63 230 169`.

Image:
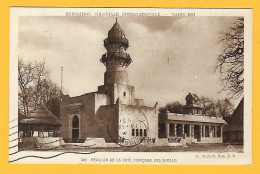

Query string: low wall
22 137 63 147
84 138 107 148
84 138 160 147
201 137 222 143
184 137 193 144
21 137 222 149
155 138 168 146
105 143 120 148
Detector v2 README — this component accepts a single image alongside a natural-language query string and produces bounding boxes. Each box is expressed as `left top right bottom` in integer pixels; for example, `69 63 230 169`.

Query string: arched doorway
72 115 79 139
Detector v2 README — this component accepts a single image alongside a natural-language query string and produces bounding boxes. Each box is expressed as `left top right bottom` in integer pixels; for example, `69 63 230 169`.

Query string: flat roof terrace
160 113 227 124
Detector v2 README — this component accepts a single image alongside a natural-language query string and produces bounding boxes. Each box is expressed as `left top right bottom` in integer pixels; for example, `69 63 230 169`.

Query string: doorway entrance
194 125 201 141
72 115 79 139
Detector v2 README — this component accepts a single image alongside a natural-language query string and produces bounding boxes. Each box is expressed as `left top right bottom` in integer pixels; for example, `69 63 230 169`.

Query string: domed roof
108 21 126 38
104 19 129 49
111 22 122 30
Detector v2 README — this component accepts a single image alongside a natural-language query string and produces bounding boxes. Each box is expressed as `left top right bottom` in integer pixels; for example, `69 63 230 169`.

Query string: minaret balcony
104 37 129 49
100 52 132 67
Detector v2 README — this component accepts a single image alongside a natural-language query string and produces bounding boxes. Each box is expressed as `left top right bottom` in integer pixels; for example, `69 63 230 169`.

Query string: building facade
59 21 227 146
159 93 227 143
59 21 158 144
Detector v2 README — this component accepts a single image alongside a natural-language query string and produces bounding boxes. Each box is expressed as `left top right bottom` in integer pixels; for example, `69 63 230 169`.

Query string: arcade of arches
159 122 222 143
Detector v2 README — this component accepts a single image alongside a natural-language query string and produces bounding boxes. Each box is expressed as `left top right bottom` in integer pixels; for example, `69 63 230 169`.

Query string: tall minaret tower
99 19 134 105
100 19 132 85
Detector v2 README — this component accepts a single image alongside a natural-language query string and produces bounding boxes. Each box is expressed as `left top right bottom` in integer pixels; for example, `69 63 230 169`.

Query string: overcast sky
18 16 241 107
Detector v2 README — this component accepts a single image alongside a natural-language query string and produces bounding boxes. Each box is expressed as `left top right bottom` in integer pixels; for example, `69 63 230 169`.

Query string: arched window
72 115 79 128
140 129 143 136
72 115 79 139
144 129 147 137
123 92 126 97
132 129 135 136
136 129 139 136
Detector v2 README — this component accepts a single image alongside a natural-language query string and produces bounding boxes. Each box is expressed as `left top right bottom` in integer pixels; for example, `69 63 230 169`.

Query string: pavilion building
159 93 227 143
59 20 227 146
59 20 158 145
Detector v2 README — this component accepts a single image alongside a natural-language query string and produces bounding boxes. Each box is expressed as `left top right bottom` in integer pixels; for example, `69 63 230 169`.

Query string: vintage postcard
9 7 252 164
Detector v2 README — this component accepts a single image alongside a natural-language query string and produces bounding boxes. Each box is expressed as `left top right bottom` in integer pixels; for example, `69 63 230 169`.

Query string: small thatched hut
19 104 62 138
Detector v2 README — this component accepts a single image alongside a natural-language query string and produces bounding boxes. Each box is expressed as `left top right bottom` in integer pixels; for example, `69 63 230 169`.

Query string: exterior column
189 124 192 137
191 125 194 137
199 125 203 141
209 126 213 138
169 123 172 137
220 126 223 143
165 123 169 138
174 124 177 137
203 125 205 137
212 126 215 137
168 123 171 137
215 126 218 137
182 124 185 138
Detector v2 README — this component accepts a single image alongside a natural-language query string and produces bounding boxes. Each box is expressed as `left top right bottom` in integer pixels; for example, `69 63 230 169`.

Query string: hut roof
19 104 61 126
223 98 244 132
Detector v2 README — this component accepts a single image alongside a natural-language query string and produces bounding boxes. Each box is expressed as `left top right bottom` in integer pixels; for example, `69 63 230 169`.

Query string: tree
158 94 234 121
215 98 234 123
33 59 49 109
46 97 60 118
198 96 216 116
18 58 60 117
18 58 35 115
217 17 244 99
159 101 183 114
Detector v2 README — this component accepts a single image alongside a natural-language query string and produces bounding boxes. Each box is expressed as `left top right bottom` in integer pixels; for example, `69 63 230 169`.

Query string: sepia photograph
9 8 252 164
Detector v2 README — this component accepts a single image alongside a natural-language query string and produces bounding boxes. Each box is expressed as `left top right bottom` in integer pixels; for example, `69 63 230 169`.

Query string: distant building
223 98 244 143
159 93 227 143
59 21 158 144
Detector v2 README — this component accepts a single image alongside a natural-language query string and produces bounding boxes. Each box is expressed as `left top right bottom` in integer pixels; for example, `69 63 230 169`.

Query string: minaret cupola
100 19 132 68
